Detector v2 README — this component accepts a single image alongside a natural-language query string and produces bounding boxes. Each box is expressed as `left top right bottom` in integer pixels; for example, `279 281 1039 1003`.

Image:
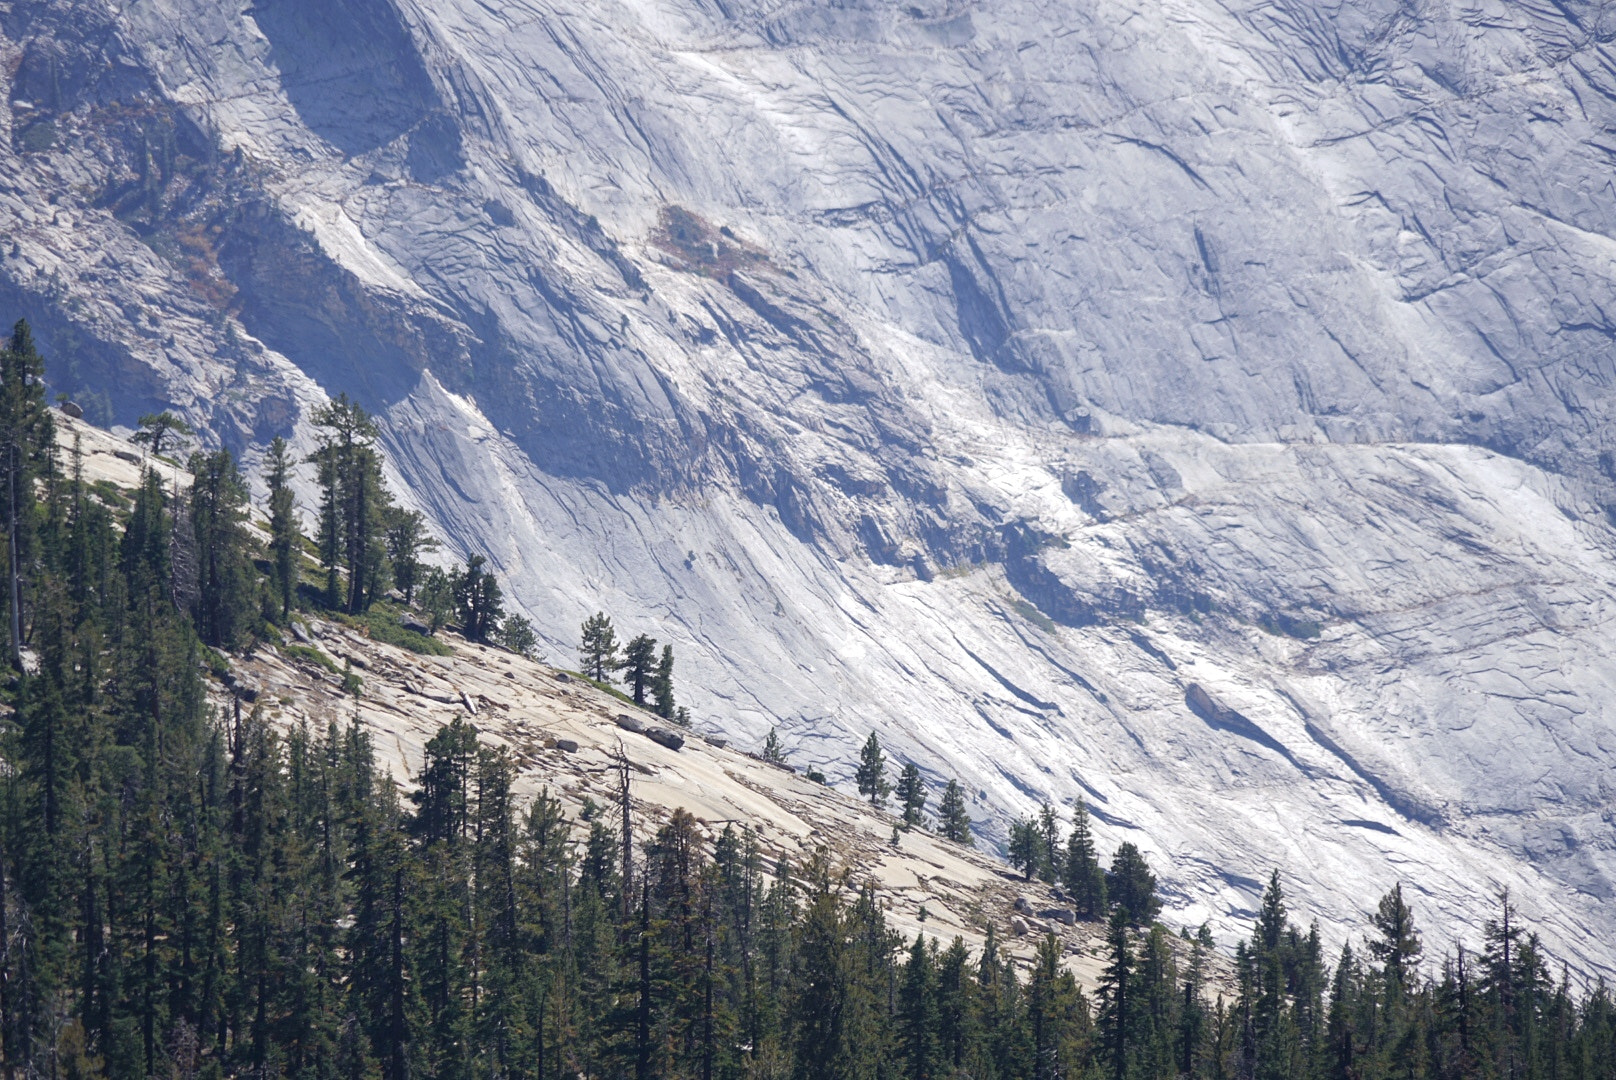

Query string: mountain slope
2 0 1615 977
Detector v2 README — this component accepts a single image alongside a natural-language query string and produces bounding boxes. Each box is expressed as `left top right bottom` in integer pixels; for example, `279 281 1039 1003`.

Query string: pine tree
1323 941 1354 1080
1063 799 1107 918
454 554 504 643
936 936 973 1071
265 436 299 620
1028 932 1088 1080
497 613 537 657
898 934 938 1080
1108 842 1160 926
652 643 676 719
1368 882 1423 995
854 734 890 807
307 394 393 614
1097 905 1134 1080
1178 931 1211 1076
621 634 658 706
132 410 193 460
895 763 926 830
1249 873 1298 1080
419 566 455 634
761 727 786 765
938 780 973 846
1009 817 1043 882
385 507 436 607
188 448 256 649
579 611 620 680
1037 802 1061 881
791 856 851 1080
0 320 55 669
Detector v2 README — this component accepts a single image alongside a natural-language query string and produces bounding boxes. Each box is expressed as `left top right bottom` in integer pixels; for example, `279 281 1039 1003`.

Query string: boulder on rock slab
647 728 685 752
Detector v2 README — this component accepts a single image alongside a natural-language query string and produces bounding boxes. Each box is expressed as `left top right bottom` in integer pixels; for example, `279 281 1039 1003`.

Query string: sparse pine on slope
579 611 620 679
939 780 974 847
856 732 891 807
896 762 926 830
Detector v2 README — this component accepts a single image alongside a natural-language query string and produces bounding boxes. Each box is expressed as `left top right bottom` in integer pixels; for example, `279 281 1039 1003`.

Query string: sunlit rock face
4 0 1616 975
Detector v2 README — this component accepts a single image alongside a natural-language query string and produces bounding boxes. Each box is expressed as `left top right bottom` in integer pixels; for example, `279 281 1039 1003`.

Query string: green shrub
1008 597 1057 634
1258 612 1322 640
90 479 131 510
18 120 55 154
282 644 338 673
332 607 451 656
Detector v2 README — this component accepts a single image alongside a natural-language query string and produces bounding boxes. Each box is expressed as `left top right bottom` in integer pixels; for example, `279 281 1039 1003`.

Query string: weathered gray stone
3 0 1616 979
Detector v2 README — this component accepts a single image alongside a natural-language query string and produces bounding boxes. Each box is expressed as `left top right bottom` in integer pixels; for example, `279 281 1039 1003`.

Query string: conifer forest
0 320 1607 1080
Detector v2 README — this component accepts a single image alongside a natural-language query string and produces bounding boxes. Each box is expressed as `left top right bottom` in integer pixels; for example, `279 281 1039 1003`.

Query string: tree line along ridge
0 320 1603 1079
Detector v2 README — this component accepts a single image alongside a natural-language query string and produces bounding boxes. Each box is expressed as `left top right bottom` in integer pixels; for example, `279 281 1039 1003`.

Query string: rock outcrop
4 0 1616 977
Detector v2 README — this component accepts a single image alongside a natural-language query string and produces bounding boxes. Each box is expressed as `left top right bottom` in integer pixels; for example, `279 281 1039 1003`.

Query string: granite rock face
4 0 1616 975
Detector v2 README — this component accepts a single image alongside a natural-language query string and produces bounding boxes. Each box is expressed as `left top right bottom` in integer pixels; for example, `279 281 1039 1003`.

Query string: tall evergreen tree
264 436 299 620
938 780 973 846
1097 906 1135 1080
621 633 658 706
579 611 620 680
188 448 256 649
1063 799 1107 919
0 320 54 669
1108 842 1160 926
1009 817 1043 882
384 507 436 607
855 734 890 807
419 566 455 634
898 934 938 1080
1028 932 1088 1080
652 643 676 720
307 394 393 614
936 936 973 1071
453 554 503 643
1369 882 1423 995
1037 802 1061 881
895 763 926 830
